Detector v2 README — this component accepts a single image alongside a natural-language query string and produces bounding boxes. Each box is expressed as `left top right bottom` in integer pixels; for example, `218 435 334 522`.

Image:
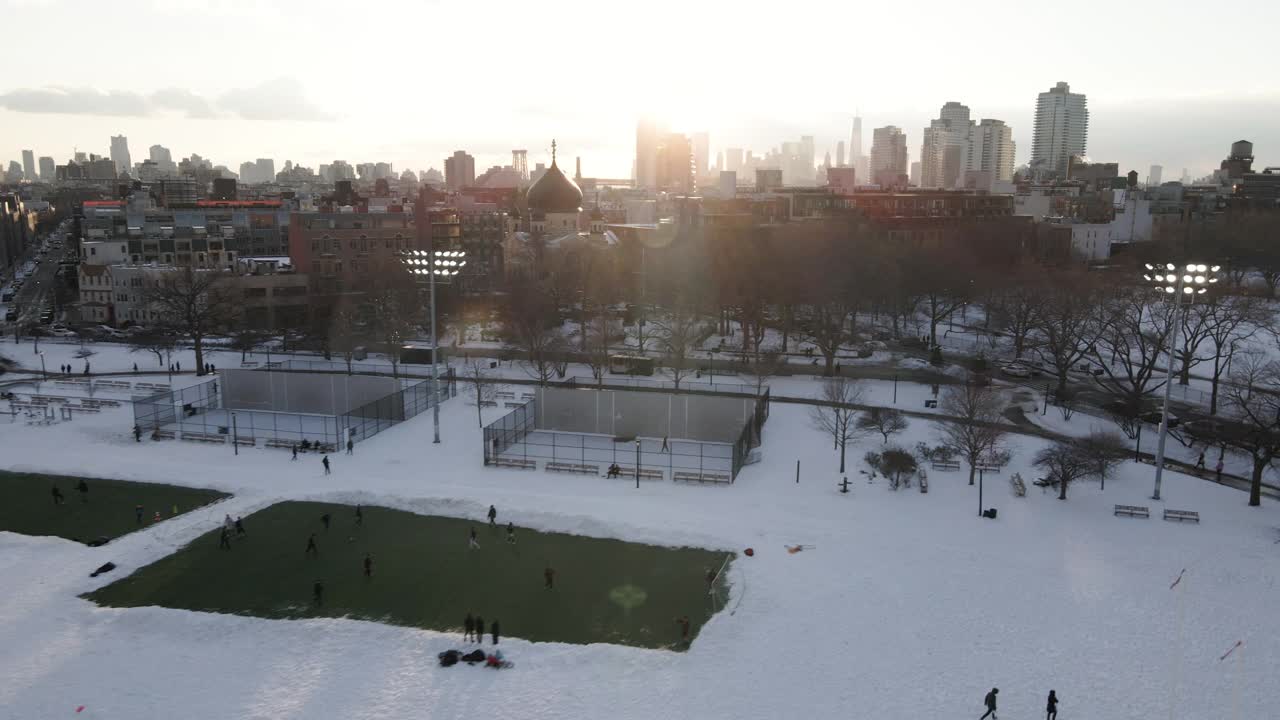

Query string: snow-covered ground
3 372 1279 719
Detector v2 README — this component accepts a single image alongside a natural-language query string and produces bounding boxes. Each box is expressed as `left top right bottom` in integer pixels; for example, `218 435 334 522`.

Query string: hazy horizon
4 0 1278 181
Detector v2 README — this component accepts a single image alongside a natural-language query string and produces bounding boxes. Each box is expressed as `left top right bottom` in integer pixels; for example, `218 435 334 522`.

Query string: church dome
527 160 582 214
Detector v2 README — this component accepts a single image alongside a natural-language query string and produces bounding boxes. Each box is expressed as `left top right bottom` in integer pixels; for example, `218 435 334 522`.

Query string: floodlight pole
430 243 440 444
232 412 238 456
635 439 641 489
1151 278 1184 502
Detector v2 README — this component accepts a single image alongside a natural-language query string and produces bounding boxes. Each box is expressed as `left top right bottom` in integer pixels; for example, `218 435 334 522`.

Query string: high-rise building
256 158 275 184
869 126 908 187
920 101 975 189
724 148 744 174
973 119 1015 187
692 131 710 178
836 141 846 168
444 150 475 190
909 161 921 187
657 133 695 193
1149 165 1163 186
635 118 664 189
1031 81 1088 178
849 115 862 162
148 144 176 175
38 156 55 181
110 135 131 176
512 150 528 181
21 150 35 181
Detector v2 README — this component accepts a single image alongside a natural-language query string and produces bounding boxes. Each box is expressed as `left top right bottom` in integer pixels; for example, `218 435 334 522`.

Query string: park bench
521 392 535 399
152 430 176 440
495 391 516 400
240 362 260 368
491 457 536 470
93 399 121 407
673 471 732 485
96 381 131 389
924 399 938 408
181 432 225 445
1163 509 1200 523
930 460 961 472
234 436 256 448
265 438 296 450
1114 504 1150 518
610 466 664 480
479 400 498 407
974 463 1002 473
66 406 100 414
546 461 599 475
503 401 525 408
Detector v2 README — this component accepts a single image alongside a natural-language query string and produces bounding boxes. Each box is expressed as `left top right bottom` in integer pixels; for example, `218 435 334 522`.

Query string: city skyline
2 0 1279 179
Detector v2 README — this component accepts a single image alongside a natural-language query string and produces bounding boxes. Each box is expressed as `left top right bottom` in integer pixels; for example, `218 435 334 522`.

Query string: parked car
49 328 77 337
1139 409 1180 428
1000 363 1032 378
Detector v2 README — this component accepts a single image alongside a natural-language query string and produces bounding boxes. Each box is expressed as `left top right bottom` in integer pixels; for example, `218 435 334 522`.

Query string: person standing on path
487 505 497 527
313 580 324 606
980 688 998 720
134 425 142 442
135 504 144 524
506 522 517 544
1215 457 1224 483
363 553 373 578
322 455 331 475
464 613 475 642
474 616 484 643
1195 451 1206 470
1046 690 1058 720
51 486 64 505
346 438 353 455
292 445 298 461
321 513 331 531
219 527 232 550
76 479 88 503
224 514 234 532
355 505 363 526
468 527 480 549
490 620 500 645
234 516 246 537
544 565 556 589
305 533 319 556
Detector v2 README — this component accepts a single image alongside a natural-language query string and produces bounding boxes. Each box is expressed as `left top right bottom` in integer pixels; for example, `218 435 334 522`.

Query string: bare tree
1091 289 1172 412
745 348 782 397
327 304 363 374
229 322 265 363
989 272 1047 359
937 383 1009 486
1035 276 1103 395
1034 431 1129 499
370 288 417 377
1223 354 1280 506
1200 295 1269 414
503 281 566 386
653 304 705 390
809 377 867 473
857 407 909 443
582 305 619 388
143 267 241 375
462 359 501 428
129 325 178 368
798 302 850 377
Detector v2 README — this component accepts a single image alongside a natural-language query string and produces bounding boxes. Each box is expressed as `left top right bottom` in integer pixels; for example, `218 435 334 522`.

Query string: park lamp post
635 439 641 489
405 249 466 445
37 350 46 381
1143 262 1218 501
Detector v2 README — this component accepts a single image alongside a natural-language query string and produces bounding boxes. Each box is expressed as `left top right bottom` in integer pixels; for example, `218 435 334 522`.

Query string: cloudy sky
3 0 1278 181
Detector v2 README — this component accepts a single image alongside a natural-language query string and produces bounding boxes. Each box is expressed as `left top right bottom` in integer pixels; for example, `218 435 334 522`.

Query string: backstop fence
482 386 770 482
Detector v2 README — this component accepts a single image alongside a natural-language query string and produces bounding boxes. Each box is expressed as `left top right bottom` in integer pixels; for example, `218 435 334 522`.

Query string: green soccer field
87 501 732 650
0 470 230 544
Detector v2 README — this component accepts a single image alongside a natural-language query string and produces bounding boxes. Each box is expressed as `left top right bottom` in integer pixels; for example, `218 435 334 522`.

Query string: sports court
86 500 731 650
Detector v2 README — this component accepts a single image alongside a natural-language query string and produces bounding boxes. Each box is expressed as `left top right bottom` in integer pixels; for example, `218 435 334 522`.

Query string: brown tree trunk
967 464 976 486
1250 457 1264 507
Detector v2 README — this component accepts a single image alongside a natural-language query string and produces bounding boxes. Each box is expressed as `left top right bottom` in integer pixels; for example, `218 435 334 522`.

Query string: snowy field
2 344 1279 718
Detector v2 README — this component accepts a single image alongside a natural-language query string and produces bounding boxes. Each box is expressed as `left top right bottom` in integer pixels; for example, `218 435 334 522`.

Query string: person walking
133 425 142 443
675 615 691 645
1215 457 1224 483
354 505 363 526
490 619 500 645
363 553 373 578
321 513 331 531
468 527 480 549
51 486 64 505
980 688 998 720
1195 451 1206 471
544 564 556 589
76 479 88 503
474 615 484 643
133 363 138 373
313 579 324 607
291 445 298 461
506 522 517 544
223 514 234 533
464 613 476 642
322 455 331 475
487 505 497 527
234 516 246 537
661 436 669 453
305 533 319 556
218 527 232 550
346 438 353 456
1046 690 1059 720
135 504 144 525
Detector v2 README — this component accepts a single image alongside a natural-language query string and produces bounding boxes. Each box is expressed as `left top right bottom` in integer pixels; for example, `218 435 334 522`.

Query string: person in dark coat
468 527 480 549
1195 452 1206 470
76 479 89 502
354 505 363 526
980 688 998 720
490 619 500 645
219 527 232 550
464 613 476 642
234 516 246 536
135 504 144 524
487 505 497 526
675 615 691 645
506 522 517 544
321 513 331 531
346 438 354 455
1046 690 1058 720
51 486 65 505
322 455 331 475
133 425 142 442
313 580 324 606
291 445 298 461
305 533 318 556
474 615 484 643
363 553 373 578
544 565 556 589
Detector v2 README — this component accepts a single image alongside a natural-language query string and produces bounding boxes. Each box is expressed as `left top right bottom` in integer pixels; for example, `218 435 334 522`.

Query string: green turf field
0 470 229 544
87 500 731 650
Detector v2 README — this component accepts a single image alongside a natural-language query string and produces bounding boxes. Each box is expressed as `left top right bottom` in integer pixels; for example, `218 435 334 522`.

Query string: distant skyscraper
692 131 710 178
1149 165 1163 186
635 118 664 189
444 150 475 190
973 119 1016 186
909 161 921 187
850 115 862 161
38 156 54 181
148 144 175 175
256 158 275 183
110 135 131 176
512 150 528 181
920 101 974 188
724 148 744 174
836 141 846 168
657 133 695 193
1031 81 1088 178
869 126 908 187
21 150 35 181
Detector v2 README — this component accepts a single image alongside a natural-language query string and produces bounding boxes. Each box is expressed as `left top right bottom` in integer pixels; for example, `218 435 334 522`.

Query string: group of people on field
977 687 1060 720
